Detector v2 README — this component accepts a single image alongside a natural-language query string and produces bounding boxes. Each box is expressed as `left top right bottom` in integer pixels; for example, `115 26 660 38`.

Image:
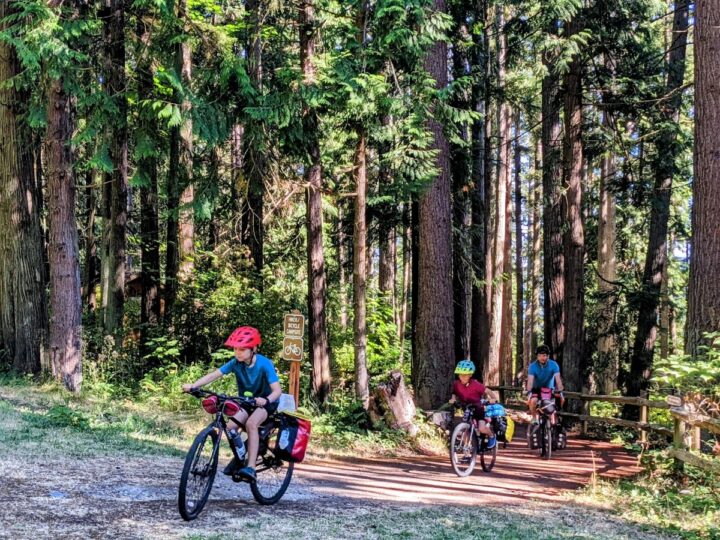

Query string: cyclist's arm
256 381 282 407
484 388 498 403
449 393 457 404
526 375 535 395
553 372 564 392
182 369 224 392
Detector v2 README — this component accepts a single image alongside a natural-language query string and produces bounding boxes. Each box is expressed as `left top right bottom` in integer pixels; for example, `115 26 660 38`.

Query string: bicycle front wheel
541 421 552 460
480 437 497 472
250 425 294 505
178 425 220 520
450 422 477 477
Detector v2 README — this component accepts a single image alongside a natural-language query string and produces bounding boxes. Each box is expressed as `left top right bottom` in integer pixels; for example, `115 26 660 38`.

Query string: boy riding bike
182 326 282 482
526 344 564 424
449 359 498 449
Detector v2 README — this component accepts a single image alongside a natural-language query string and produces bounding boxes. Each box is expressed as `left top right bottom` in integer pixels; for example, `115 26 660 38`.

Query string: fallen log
374 370 418 436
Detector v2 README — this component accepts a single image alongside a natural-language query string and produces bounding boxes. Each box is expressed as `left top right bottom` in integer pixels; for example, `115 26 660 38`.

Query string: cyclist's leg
477 419 493 437
227 408 249 432
243 406 269 472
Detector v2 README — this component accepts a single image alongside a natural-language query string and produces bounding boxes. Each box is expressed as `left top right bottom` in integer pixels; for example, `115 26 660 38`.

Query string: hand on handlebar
182 383 196 393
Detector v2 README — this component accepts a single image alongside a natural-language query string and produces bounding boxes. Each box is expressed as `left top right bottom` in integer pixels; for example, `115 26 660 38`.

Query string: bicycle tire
541 420 552 460
450 422 477 477
250 425 295 505
178 425 220 521
480 437 497 472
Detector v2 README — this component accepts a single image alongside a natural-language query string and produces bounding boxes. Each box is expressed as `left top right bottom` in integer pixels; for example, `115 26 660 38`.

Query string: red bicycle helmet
225 326 262 349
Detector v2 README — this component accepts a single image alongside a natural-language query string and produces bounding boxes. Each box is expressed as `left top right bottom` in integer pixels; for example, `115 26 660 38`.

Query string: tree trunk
513 114 524 381
245 0 265 282
562 16 586 401
487 4 509 387
374 371 418 435
84 167 99 315
542 19 565 364
353 130 369 409
176 0 194 284
596 63 618 393
0 2 47 373
413 0 455 409
300 0 331 404
451 17 472 362
399 205 411 361
628 0 688 398
137 8 160 333
524 138 542 372
45 73 82 392
101 0 127 343
687 0 720 359
338 204 349 332
470 0 491 373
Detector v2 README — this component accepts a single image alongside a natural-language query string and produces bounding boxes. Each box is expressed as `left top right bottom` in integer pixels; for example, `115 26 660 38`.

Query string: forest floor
0 383 681 540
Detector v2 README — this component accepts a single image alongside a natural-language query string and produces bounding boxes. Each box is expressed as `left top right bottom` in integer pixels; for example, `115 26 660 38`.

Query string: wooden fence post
581 399 590 436
639 391 648 445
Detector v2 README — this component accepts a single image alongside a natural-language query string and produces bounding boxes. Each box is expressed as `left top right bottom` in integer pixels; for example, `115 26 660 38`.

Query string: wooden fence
489 385 720 474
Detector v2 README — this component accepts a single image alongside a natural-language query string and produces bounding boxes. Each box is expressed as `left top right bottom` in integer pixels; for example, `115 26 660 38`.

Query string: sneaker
238 466 256 482
486 436 497 450
223 457 241 476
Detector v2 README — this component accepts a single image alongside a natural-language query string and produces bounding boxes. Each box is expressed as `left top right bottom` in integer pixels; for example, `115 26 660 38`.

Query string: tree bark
413 0 455 409
300 0 331 403
562 16 586 401
470 0 491 374
84 167 99 315
451 16 472 361
486 4 509 387
244 0 266 281
100 0 127 343
687 0 720 358
353 130 369 409
523 137 542 372
137 7 160 333
596 59 618 393
45 73 82 391
542 19 565 364
338 204 349 332
0 3 47 373
399 204 411 361
513 114 524 380
628 0 689 398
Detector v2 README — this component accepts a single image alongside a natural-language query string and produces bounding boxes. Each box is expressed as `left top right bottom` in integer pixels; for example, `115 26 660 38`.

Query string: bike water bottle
229 429 246 459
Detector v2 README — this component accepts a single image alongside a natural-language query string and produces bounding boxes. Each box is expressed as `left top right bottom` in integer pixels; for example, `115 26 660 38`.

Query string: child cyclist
182 326 282 481
449 359 499 449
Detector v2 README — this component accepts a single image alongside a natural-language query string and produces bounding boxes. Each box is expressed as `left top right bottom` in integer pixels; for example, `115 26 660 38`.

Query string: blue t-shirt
219 353 279 401
528 359 560 389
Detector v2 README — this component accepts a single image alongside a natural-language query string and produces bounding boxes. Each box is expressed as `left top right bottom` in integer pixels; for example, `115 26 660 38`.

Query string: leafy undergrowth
573 452 720 540
0 374 446 461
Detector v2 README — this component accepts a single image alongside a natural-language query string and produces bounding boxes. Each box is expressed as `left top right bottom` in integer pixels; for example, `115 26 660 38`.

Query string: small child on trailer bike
448 359 499 449
182 326 282 482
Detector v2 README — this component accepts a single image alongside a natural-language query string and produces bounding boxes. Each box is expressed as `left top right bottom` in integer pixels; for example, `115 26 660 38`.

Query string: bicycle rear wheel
450 422 477 477
178 425 220 520
479 437 497 472
250 425 294 505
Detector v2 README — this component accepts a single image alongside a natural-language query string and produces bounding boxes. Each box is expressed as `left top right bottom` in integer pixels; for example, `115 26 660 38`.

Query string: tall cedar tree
414 0 455 408
0 2 47 373
687 0 720 357
627 0 689 400
300 0 331 403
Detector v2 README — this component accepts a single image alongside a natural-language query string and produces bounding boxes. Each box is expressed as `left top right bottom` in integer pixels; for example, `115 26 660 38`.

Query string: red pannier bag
275 413 311 463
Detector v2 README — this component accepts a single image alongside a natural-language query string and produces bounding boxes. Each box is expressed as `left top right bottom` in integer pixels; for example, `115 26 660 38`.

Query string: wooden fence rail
488 385 720 473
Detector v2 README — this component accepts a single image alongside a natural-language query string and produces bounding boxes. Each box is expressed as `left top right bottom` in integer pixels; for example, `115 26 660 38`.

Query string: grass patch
573 453 720 540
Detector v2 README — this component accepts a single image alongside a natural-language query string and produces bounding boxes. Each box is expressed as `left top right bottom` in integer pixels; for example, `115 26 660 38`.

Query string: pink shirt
453 379 487 406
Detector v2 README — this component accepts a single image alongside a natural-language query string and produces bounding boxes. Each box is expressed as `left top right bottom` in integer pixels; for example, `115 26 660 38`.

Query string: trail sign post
282 312 305 405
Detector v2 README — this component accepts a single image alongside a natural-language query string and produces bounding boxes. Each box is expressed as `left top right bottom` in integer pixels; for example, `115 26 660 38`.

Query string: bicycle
449 401 497 476
178 389 294 520
528 387 566 460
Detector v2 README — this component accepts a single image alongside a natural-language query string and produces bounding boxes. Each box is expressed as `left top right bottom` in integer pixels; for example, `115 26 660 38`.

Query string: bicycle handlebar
188 388 256 405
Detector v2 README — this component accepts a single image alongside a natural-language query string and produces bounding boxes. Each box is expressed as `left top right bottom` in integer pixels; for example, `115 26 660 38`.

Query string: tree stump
374 370 418 436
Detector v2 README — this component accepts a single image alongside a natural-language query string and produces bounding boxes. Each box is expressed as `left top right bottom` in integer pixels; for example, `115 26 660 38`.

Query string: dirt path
0 425 662 540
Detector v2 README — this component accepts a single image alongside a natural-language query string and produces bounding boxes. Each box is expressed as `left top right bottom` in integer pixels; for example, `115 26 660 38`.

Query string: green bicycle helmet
454 359 476 375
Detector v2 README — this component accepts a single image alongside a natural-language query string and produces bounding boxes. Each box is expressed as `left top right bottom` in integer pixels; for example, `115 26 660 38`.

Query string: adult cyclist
449 359 498 449
526 344 564 424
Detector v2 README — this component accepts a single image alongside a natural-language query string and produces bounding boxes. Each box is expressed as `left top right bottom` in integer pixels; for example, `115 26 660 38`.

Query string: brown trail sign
283 312 305 405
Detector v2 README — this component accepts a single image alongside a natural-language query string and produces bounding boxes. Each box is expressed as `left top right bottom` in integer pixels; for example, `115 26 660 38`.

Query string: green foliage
654 333 720 398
